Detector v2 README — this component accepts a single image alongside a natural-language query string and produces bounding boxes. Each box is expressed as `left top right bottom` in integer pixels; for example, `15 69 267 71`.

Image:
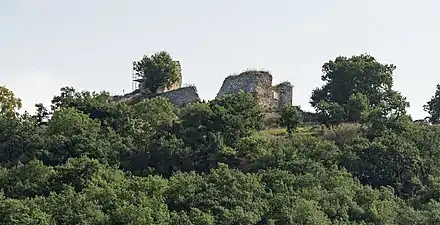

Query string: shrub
321 123 363 147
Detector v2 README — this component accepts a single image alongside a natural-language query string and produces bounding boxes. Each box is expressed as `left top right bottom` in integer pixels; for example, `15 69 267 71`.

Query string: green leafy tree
140 102 232 177
170 209 215 225
41 108 119 165
311 54 408 125
6 56 440 224
210 91 264 146
0 115 42 167
340 133 424 198
0 160 55 199
131 97 177 136
0 85 22 118
133 51 182 94
279 106 303 134
0 197 52 225
424 84 440 124
51 87 133 135
33 103 50 126
315 101 346 128
39 187 107 225
166 166 269 224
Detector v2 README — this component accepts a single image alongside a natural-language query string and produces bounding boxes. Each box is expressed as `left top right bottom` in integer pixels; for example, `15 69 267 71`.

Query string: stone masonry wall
113 86 200 107
216 71 276 110
156 79 182 93
112 89 144 105
216 71 272 98
156 86 200 107
274 82 293 110
216 70 293 112
115 69 291 111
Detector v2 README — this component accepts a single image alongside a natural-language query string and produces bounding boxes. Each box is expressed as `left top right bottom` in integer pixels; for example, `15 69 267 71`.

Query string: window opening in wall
273 91 279 100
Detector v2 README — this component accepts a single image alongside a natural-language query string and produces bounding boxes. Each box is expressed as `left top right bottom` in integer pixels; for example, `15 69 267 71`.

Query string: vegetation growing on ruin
132 51 182 94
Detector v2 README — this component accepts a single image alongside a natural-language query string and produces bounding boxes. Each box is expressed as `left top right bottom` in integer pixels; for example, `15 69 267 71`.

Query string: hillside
3 53 440 224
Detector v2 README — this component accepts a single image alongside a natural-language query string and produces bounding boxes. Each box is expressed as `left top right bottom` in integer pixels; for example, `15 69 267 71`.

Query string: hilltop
2 52 440 224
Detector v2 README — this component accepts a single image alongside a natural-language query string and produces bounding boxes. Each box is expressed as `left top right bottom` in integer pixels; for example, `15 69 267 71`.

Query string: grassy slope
260 124 322 137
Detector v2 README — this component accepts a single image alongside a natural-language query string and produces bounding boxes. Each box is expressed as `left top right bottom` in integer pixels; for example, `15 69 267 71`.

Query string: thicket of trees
3 53 440 224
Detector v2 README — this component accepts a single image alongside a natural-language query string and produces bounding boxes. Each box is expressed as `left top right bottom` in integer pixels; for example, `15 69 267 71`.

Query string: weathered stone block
113 86 200 107
155 86 199 107
216 70 293 112
274 82 293 110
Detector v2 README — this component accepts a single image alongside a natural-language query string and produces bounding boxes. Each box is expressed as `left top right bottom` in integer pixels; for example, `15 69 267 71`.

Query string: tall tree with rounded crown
310 54 408 126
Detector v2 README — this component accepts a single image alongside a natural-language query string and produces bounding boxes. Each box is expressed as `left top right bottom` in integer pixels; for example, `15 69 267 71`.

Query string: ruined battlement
115 70 293 112
113 86 199 106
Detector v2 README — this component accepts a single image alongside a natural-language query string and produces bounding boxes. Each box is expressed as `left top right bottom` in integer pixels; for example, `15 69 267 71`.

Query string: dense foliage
3 53 440 224
279 106 303 134
0 85 22 118
132 51 182 94
310 54 408 128
424 84 440 124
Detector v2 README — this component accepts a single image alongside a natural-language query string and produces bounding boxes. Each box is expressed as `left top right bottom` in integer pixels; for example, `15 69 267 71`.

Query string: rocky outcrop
216 70 293 112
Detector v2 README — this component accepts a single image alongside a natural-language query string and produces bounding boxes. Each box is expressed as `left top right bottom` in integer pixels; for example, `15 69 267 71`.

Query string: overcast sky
1 0 438 118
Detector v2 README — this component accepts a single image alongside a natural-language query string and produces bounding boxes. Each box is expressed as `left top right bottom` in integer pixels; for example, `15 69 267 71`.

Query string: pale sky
1 0 438 119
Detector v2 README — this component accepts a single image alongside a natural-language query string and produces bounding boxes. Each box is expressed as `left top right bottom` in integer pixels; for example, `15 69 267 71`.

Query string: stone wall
113 86 200 107
274 82 293 110
156 86 200 107
112 89 145 105
216 70 293 112
156 79 182 93
115 69 291 111
216 71 273 98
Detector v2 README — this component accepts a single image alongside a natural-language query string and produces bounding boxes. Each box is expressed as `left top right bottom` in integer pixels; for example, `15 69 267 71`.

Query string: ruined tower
216 70 293 112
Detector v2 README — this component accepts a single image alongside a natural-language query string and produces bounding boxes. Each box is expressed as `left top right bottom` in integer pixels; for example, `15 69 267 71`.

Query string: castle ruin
216 70 293 112
114 60 200 106
133 61 183 94
114 69 293 113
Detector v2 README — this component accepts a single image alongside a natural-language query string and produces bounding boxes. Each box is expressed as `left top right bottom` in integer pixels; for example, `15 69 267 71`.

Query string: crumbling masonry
114 70 293 113
216 70 293 112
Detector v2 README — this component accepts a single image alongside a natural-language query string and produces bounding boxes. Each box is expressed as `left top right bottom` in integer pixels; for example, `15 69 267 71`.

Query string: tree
279 106 303 134
131 97 177 135
209 91 264 146
41 107 119 165
0 159 55 199
315 101 346 128
8 55 440 224
424 84 440 124
0 115 42 167
133 51 182 94
0 197 52 225
51 86 134 135
310 54 408 125
33 103 50 126
0 85 22 118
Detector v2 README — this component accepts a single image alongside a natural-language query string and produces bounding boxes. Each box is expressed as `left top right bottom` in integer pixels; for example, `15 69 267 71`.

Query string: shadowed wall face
275 82 293 110
216 71 293 112
158 86 199 106
113 86 199 107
